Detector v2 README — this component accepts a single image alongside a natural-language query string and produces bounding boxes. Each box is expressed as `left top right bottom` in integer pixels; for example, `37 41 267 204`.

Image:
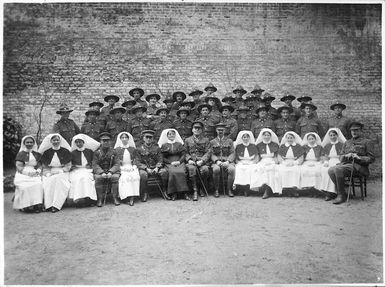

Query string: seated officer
184 121 211 201
210 123 236 198
135 130 168 202
92 132 121 207
328 122 375 204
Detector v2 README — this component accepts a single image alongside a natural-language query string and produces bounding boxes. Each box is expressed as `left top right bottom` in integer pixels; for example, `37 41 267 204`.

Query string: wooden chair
345 174 367 200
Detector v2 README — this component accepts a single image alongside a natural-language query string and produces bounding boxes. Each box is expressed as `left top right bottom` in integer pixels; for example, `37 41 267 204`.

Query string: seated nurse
13 135 43 213
38 133 72 213
69 134 100 207
276 131 305 197
300 132 325 192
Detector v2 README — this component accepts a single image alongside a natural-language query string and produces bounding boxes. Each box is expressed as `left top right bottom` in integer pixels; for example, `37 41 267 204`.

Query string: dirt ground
4 180 383 285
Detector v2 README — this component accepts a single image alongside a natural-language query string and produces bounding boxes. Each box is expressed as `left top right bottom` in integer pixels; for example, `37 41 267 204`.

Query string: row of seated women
13 127 346 213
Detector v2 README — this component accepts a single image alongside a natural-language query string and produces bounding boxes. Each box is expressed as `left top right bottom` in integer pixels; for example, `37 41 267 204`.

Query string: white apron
118 149 140 199
320 145 340 193
300 148 322 189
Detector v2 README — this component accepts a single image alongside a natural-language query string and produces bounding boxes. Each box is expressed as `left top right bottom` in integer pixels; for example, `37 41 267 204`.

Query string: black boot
228 188 234 197
262 185 272 199
128 196 134 206
214 190 220 198
171 193 177 201
113 196 120 206
333 192 347 204
141 192 148 202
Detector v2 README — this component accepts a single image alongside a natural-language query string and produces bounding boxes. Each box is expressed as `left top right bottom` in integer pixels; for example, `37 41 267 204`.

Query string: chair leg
359 177 364 200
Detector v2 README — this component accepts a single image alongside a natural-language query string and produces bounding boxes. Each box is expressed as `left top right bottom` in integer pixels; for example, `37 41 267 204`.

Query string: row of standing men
52 83 353 150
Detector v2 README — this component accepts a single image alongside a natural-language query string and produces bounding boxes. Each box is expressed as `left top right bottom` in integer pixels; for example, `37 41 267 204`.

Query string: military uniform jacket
234 144 258 163
105 119 130 139
92 147 120 175
150 118 174 140
278 144 305 159
196 115 220 140
100 106 114 123
237 117 253 131
81 121 105 141
288 105 302 122
256 142 279 156
174 118 193 140
210 136 235 163
274 118 297 140
83 115 107 128
251 118 276 138
71 148 94 168
41 147 72 166
266 106 279 121
327 115 351 139
303 145 325 160
135 99 148 108
52 118 80 145
130 117 152 141
135 143 163 170
323 142 344 157
340 136 375 176
184 135 211 164
114 146 136 164
221 117 238 141
296 115 325 138
123 112 135 122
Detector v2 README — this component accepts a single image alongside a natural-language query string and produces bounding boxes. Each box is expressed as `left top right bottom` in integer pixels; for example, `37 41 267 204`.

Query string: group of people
13 83 375 213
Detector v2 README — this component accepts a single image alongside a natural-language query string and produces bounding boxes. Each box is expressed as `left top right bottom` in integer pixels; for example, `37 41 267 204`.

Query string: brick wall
3 3 382 175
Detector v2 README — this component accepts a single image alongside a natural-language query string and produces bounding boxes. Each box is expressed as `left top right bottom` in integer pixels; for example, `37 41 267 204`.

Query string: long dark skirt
166 163 189 194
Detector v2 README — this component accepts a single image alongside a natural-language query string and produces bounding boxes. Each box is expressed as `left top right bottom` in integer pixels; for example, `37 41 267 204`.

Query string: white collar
262 140 271 144
52 146 60 151
76 147 85 152
167 139 176 144
307 143 317 148
284 142 297 147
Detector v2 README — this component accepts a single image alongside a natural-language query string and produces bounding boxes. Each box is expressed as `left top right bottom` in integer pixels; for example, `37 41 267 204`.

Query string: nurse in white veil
233 130 259 196
13 135 44 212
38 133 72 212
69 134 100 206
114 132 140 206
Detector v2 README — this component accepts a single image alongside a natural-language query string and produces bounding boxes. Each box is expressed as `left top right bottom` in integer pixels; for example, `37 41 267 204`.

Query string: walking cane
220 165 226 196
196 166 209 197
346 157 355 204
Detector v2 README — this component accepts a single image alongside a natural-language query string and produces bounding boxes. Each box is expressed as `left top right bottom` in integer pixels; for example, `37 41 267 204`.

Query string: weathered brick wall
3 3 382 175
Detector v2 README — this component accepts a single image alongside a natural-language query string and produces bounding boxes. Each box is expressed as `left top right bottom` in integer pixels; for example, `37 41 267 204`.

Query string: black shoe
325 193 337 201
199 190 205 197
214 190 219 198
333 194 347 205
128 197 134 206
141 192 148 202
228 189 234 197
51 207 59 213
184 194 192 201
193 191 198 201
96 199 103 207
171 194 177 201
113 197 120 206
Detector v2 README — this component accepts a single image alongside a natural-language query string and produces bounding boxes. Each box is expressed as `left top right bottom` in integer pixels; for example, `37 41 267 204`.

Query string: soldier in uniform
202 82 218 99
327 101 352 139
129 87 147 107
243 93 259 120
180 99 197 122
236 105 253 131
122 98 136 122
296 102 324 138
189 86 204 107
280 93 301 122
251 104 276 138
250 83 264 100
84 101 106 128
52 103 80 145
205 96 222 121
146 93 162 120
220 105 238 140
135 130 168 202
262 93 278 121
233 85 247 109
274 106 297 141
222 93 237 119
171 91 187 114
184 121 211 201
150 107 174 141
195 103 220 140
81 110 105 141
101 95 120 123
163 95 176 119
297 96 318 118
130 105 151 145
92 132 121 207
174 107 193 141
328 122 375 204
105 107 130 143
210 123 236 198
